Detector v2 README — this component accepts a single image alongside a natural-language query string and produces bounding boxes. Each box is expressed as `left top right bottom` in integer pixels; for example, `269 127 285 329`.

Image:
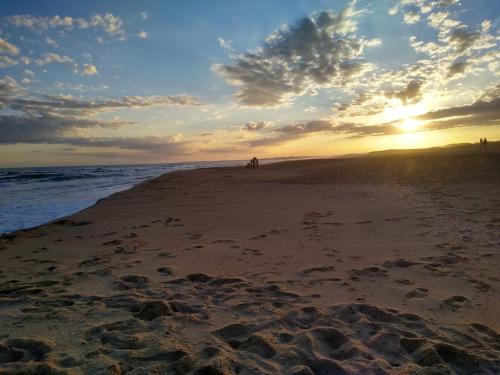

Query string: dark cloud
249 120 332 147
447 61 467 77
477 83 500 102
241 121 268 131
417 95 500 130
60 136 191 154
0 113 126 144
449 28 481 53
336 92 386 116
386 81 422 104
249 119 399 147
0 112 191 154
0 76 200 153
214 3 378 107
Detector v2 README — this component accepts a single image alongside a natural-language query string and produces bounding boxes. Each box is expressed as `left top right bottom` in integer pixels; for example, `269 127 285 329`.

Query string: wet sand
1 149 499 374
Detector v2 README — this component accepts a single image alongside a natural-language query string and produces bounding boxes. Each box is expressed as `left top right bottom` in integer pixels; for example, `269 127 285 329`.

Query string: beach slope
1 149 500 374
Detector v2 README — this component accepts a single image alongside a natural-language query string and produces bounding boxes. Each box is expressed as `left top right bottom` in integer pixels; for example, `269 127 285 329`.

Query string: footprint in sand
356 220 372 224
301 266 335 275
0 337 54 363
383 259 421 268
212 239 237 244
405 288 429 299
157 267 173 276
441 295 469 311
350 266 388 280
466 277 491 292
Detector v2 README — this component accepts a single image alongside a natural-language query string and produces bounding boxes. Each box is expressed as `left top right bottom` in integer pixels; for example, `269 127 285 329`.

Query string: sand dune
1 151 499 374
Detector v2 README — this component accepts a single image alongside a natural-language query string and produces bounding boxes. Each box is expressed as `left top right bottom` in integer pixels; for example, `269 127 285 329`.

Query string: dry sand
1 149 499 374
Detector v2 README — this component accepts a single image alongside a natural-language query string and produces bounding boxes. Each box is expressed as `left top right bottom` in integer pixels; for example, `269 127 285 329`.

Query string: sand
1 149 499 374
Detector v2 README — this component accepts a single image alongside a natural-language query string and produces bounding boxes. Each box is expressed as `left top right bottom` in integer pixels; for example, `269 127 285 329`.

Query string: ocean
0 160 245 234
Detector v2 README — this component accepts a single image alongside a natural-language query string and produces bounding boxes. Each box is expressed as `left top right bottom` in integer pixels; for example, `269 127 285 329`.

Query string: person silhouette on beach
480 138 488 152
249 157 259 168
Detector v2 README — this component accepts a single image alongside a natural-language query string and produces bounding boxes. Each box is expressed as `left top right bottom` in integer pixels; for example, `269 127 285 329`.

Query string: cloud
446 61 467 78
53 81 108 92
0 56 17 68
0 76 22 96
0 113 191 154
0 38 20 55
89 14 125 39
20 69 35 85
389 0 460 17
137 31 148 39
241 121 268 131
416 89 500 130
449 28 481 53
65 135 190 154
7 13 126 39
80 64 98 76
45 36 58 48
386 81 422 104
35 53 73 65
403 11 420 24
246 83 500 148
217 37 233 50
0 77 201 152
335 91 387 117
213 3 379 107
248 119 399 147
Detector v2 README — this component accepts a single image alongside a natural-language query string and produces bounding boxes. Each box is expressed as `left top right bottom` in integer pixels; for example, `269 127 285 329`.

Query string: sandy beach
1 148 500 374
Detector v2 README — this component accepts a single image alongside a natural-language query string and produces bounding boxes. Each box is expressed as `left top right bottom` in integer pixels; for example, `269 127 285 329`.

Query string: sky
0 0 499 167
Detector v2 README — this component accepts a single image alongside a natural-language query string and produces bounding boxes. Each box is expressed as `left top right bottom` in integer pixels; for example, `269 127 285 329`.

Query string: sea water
0 161 242 234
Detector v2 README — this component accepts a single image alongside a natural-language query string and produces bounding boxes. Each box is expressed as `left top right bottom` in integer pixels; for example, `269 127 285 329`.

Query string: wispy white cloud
79 63 98 76
7 13 126 40
241 121 269 131
0 56 17 68
53 81 109 92
0 38 20 55
403 11 420 24
45 36 58 48
217 37 233 50
34 53 73 65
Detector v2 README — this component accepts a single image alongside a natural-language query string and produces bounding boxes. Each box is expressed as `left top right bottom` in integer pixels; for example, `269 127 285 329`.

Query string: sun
383 101 427 133
401 117 422 132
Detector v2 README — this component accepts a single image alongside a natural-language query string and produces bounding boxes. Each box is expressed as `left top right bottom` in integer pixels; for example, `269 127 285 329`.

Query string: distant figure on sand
480 138 488 151
246 157 259 168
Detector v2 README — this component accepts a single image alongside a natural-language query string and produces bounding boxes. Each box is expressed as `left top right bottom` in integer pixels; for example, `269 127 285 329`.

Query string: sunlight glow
383 101 427 133
401 117 422 132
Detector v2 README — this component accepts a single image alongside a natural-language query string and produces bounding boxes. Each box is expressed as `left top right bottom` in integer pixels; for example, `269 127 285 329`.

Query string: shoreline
1 151 499 374
0 158 311 236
